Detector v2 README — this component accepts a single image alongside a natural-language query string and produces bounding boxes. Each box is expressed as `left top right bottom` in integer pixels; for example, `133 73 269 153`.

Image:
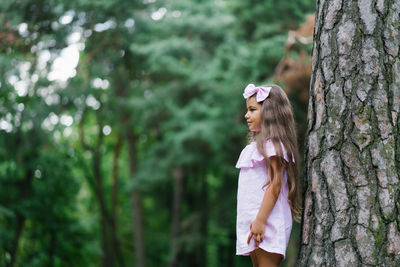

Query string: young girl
235 84 300 267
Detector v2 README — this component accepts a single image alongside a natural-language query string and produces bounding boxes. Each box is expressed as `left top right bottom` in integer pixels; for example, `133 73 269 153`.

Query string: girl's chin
249 128 261 132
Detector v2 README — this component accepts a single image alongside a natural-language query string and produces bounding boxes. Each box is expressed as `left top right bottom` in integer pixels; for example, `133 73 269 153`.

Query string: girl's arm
247 156 286 247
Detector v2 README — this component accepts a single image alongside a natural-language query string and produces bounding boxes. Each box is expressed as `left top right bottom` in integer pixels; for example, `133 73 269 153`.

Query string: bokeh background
1 0 315 266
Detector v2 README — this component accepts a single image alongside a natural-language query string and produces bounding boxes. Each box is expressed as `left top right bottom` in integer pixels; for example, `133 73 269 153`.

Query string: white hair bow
242 84 272 102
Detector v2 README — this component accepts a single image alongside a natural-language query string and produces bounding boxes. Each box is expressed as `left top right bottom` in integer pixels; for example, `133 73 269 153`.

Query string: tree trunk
79 108 115 266
126 130 146 267
48 230 56 267
9 214 24 267
114 69 146 266
169 167 184 267
298 0 400 266
111 133 125 267
93 131 114 267
199 173 208 267
9 169 32 267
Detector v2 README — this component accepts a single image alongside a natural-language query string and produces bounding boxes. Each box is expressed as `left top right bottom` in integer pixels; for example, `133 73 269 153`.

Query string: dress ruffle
235 142 264 168
235 139 293 169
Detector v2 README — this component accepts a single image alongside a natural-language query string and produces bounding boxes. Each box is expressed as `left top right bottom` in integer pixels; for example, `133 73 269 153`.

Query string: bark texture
298 0 400 266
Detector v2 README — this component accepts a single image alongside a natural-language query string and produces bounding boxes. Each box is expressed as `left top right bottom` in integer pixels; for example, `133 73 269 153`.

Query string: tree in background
0 2 94 266
133 1 314 266
65 1 149 265
298 0 400 265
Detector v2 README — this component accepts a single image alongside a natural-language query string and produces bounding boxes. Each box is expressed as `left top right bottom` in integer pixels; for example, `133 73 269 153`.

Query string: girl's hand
247 218 266 247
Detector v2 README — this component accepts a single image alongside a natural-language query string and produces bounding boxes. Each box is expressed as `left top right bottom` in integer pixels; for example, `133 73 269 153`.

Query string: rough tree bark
298 0 400 266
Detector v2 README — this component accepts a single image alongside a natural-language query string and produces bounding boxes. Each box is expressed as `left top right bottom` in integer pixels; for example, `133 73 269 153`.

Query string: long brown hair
246 84 300 220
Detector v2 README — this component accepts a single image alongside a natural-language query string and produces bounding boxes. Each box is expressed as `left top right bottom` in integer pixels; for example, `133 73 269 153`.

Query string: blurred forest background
0 0 315 266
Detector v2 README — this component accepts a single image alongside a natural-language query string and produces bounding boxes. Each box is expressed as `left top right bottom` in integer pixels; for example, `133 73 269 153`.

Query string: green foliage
0 0 314 266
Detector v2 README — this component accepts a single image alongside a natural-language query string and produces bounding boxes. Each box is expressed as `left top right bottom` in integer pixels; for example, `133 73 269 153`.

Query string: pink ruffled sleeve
235 139 294 169
264 139 294 163
235 142 264 169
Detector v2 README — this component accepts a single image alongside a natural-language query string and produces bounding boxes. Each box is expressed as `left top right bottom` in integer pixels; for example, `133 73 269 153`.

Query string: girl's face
244 96 262 132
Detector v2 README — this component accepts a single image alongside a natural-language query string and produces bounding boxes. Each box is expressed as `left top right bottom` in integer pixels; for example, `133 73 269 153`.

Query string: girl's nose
244 112 249 119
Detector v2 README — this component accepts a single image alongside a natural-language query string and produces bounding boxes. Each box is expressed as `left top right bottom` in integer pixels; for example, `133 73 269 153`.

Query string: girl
235 84 300 267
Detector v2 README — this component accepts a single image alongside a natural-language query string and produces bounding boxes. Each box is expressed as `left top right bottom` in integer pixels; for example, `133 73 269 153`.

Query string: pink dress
235 138 293 258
